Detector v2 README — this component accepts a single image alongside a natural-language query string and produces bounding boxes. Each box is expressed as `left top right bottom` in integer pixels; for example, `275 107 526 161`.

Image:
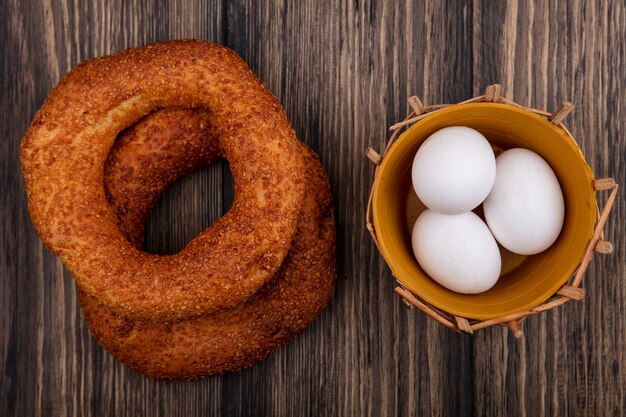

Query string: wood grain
471 2 626 416
1 0 624 416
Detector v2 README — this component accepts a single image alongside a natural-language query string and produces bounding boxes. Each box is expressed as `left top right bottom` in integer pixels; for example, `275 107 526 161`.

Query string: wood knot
408 96 426 116
594 239 613 254
366 147 382 165
484 84 502 102
454 316 473 334
557 284 585 301
594 178 616 191
507 321 524 338
395 286 414 309
549 102 574 125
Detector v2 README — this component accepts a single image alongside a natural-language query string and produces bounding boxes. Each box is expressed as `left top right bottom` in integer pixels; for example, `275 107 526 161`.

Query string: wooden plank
471 1 626 416
2 0 625 416
225 1 474 416
1 1 224 416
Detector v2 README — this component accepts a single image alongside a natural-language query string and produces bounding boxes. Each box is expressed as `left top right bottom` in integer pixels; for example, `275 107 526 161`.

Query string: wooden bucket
366 84 618 337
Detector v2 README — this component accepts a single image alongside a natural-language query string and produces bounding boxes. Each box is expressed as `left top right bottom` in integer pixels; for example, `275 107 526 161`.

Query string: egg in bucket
366 85 618 337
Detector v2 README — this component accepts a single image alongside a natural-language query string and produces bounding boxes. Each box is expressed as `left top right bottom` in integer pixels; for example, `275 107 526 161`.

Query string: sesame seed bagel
103 108 221 249
79 109 336 379
20 40 305 321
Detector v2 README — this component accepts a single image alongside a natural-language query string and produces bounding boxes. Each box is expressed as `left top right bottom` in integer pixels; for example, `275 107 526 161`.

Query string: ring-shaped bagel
104 108 221 248
20 41 306 321
80 109 336 379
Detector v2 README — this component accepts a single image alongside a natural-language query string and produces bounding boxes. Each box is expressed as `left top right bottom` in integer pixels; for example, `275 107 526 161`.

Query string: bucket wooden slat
365 85 619 337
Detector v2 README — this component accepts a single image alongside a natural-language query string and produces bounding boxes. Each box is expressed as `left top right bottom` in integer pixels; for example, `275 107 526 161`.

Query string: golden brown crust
103 108 220 248
80 110 336 379
20 41 306 321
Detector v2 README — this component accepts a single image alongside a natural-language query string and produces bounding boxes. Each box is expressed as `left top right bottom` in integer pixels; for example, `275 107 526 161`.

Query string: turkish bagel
20 41 306 321
103 108 221 249
80 109 336 379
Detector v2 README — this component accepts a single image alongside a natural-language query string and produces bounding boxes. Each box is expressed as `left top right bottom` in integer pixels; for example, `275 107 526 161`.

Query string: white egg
411 126 496 214
483 148 565 255
412 210 501 294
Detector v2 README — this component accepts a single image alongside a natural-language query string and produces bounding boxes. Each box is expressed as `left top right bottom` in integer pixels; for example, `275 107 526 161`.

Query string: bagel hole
144 159 235 255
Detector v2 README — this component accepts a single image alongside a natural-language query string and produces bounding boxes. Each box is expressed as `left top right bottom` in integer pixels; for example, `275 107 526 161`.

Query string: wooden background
1 0 625 416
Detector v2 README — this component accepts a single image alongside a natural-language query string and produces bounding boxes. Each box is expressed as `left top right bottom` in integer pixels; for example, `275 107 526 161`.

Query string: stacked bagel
20 41 336 380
